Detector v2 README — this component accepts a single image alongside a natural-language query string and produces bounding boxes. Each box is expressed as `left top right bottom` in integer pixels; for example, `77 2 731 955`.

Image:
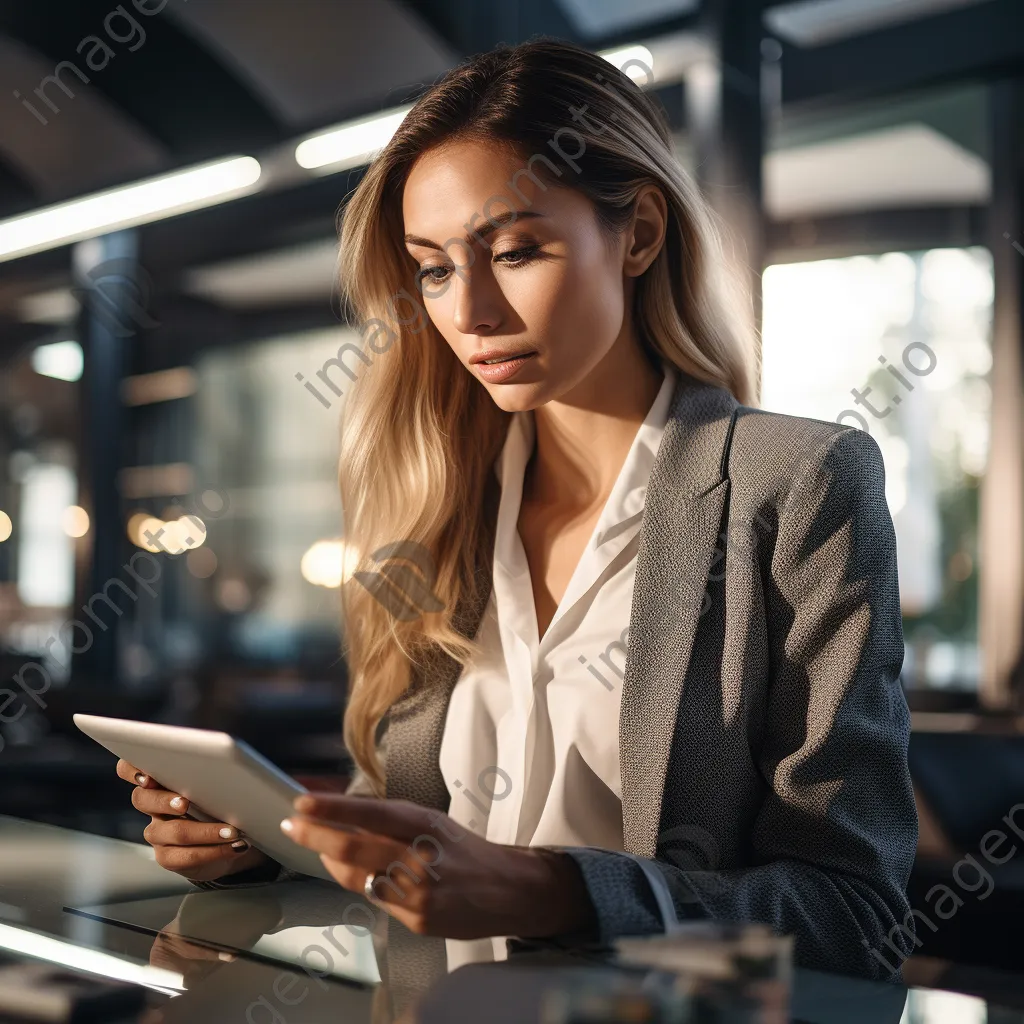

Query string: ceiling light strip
0 156 262 264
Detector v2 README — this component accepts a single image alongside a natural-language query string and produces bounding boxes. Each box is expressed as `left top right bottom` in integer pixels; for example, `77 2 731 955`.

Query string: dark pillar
72 231 141 686
983 81 1024 709
684 0 765 394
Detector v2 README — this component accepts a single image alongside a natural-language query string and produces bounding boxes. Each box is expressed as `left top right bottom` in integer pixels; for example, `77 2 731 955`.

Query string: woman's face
401 138 662 412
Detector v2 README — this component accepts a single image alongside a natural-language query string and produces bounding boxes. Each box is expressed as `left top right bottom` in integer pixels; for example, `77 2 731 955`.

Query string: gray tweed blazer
367 366 918 984
200 368 918 993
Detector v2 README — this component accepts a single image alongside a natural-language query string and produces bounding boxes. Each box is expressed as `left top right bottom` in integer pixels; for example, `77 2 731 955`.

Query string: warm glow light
300 539 361 589
62 505 89 538
126 511 150 546
0 157 262 263
217 578 251 612
186 547 217 579
32 340 83 382
136 516 166 553
0 511 11 543
128 512 206 554
294 106 412 172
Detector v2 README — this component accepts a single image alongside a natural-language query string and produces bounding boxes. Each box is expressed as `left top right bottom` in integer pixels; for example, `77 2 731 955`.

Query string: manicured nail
135 773 148 786
231 839 249 852
219 826 237 840
280 818 294 833
169 796 186 811
218 951 237 961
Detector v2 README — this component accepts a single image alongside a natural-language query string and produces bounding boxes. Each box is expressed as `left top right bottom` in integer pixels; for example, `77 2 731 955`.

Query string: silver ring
363 871 381 901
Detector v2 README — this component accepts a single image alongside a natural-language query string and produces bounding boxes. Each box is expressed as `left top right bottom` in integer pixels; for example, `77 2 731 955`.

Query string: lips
470 350 537 384
468 348 537 365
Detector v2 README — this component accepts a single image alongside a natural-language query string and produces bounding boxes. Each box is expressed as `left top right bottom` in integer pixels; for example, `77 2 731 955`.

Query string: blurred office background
0 0 1023 974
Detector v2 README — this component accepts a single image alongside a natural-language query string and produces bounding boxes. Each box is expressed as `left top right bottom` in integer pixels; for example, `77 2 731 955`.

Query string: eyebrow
404 210 547 251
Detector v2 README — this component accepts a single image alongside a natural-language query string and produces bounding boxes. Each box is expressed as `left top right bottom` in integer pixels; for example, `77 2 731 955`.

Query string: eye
493 244 541 268
415 264 451 285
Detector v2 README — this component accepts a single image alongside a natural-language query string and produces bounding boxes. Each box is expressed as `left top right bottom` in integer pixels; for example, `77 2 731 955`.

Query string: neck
524 339 665 510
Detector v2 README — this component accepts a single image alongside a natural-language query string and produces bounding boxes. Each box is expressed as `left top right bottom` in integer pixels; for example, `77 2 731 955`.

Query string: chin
480 381 552 414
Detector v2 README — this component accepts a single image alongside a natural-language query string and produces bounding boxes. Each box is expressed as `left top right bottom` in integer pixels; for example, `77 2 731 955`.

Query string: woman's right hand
116 758 276 883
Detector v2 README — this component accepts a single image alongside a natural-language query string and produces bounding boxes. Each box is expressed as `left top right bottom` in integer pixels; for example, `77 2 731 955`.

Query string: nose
450 264 502 337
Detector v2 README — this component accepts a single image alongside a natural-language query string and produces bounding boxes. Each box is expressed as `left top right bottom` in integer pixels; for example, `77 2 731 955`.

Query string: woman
118 38 918 982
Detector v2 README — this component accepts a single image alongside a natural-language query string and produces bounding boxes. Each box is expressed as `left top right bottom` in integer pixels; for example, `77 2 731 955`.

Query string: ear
622 186 668 278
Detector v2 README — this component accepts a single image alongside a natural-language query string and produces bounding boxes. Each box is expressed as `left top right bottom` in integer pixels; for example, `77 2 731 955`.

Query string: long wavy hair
336 38 758 792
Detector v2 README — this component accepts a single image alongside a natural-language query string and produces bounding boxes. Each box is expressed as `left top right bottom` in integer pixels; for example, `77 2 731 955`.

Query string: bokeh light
61 505 90 538
300 539 361 589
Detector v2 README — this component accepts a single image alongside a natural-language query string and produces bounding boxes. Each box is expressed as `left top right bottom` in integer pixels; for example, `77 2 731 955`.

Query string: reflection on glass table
4 816 1024 1023
70 880 381 987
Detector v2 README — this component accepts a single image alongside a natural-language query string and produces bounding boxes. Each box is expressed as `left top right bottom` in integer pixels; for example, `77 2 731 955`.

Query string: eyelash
415 244 542 285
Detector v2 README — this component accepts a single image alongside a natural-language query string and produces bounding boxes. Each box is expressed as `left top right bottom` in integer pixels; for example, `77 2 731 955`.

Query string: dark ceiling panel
780 0 1024 108
166 0 457 131
0 152 39 220
0 33 167 207
397 0 580 55
0 0 283 159
555 0 699 40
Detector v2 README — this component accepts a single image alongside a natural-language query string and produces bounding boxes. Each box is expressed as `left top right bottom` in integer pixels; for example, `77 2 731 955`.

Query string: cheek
520 253 624 354
420 288 459 347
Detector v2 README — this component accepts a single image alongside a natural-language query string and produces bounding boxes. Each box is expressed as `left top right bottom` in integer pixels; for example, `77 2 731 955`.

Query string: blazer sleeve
551 426 919 981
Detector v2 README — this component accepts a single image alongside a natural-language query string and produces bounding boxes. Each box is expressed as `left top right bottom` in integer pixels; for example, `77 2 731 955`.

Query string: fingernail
231 840 249 852
219 826 237 840
218 951 237 961
280 818 294 833
135 773 148 786
169 796 186 811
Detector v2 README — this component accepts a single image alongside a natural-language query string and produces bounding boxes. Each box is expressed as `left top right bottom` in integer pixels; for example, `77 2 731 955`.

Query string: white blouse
439 364 677 968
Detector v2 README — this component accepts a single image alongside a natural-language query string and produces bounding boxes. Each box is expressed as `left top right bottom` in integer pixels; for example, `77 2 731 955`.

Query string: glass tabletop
1 815 1023 1023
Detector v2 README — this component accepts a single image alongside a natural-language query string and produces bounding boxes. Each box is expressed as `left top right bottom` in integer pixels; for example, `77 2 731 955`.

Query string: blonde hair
336 38 758 792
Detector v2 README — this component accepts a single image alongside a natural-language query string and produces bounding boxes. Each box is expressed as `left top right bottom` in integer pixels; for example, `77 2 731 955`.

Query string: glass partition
761 247 993 692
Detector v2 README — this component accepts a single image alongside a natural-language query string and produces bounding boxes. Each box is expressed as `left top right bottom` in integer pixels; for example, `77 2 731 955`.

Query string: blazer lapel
619 371 739 858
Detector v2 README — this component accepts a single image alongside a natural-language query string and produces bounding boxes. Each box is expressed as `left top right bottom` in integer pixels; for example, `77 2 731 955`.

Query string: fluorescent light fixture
0 921 183 995
31 340 83 382
0 157 262 264
599 43 656 84
295 106 413 172
294 44 658 176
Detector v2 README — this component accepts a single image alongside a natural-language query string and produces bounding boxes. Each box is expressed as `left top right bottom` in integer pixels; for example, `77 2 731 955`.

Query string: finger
144 818 247 847
318 852 428 908
152 932 224 966
132 786 190 817
281 817 407 871
116 758 160 788
152 842 255 875
290 794 432 842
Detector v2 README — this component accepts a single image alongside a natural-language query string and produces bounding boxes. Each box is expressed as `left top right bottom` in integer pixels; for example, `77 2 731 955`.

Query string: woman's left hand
279 794 595 941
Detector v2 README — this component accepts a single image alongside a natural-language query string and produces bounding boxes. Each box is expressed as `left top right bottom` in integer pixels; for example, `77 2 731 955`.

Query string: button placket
506 632 535 845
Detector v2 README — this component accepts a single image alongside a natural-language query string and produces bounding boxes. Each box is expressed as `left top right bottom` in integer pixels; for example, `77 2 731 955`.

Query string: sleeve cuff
559 848 666 943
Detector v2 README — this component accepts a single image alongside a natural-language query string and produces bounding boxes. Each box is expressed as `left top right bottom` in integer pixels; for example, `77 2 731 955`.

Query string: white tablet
74 714 334 882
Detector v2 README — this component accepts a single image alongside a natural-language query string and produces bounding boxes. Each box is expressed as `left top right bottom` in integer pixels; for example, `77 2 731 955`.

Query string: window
761 247 993 691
